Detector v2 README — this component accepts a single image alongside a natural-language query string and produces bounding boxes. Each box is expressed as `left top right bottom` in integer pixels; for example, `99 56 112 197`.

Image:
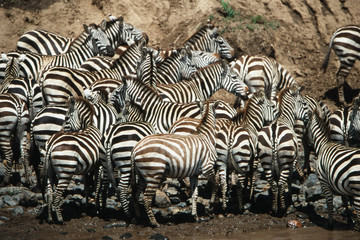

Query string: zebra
156 60 249 103
307 108 360 231
42 96 104 223
0 93 31 186
131 100 218 227
101 121 156 217
229 55 296 102
41 39 146 106
329 96 360 147
257 84 310 214
0 54 42 120
294 95 331 177
321 25 360 105
183 20 234 60
1 23 115 84
168 90 278 211
16 14 147 56
115 76 238 133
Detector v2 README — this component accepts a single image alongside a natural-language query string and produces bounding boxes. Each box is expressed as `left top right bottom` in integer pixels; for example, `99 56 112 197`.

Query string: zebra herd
0 15 360 230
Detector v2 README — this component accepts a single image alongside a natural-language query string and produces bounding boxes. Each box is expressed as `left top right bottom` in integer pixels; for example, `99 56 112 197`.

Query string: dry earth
1 0 360 239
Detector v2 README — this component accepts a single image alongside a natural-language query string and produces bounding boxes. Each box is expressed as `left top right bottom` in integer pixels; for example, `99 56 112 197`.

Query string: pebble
102 236 113 240
287 219 302 229
11 206 24 215
149 233 169 240
103 221 128 228
119 232 133 239
2 195 17 206
0 216 10 221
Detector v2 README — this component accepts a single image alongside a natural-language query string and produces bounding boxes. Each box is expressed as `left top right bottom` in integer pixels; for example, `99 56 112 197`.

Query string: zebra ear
19 54 26 62
196 101 204 113
100 19 107 31
117 16 124 26
209 27 219 38
83 24 90 34
1 53 8 62
185 46 192 56
179 47 187 59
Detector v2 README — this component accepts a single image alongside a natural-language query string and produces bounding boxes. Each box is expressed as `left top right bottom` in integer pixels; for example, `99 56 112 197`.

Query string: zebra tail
320 33 335 73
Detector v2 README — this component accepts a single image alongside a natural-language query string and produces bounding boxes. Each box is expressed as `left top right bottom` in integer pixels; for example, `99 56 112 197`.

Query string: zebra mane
182 20 215 46
196 100 217 134
67 23 98 51
312 107 331 139
67 96 95 124
240 90 265 121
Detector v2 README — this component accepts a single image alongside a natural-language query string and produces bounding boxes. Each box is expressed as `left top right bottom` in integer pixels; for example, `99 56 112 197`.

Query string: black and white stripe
0 93 31 186
157 60 249 103
230 55 296 101
257 85 309 213
131 101 218 227
321 25 360 105
41 40 145 106
43 97 103 223
308 109 360 231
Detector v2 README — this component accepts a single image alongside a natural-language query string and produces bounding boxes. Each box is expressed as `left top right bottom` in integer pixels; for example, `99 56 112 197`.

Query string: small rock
102 236 113 240
2 195 17 207
86 228 96 233
120 232 133 239
218 214 224 219
103 221 128 228
11 206 24 216
227 213 235 218
287 219 302 229
176 202 187 208
0 216 10 221
149 233 169 240
154 189 171 208
0 220 4 226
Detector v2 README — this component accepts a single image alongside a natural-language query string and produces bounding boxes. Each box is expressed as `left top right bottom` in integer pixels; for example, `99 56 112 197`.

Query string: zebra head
220 60 249 99
137 46 158 86
83 23 115 57
185 46 221 69
348 96 360 143
63 96 95 132
289 84 310 124
254 90 279 123
1 53 26 80
106 14 148 48
178 47 197 79
208 27 235 60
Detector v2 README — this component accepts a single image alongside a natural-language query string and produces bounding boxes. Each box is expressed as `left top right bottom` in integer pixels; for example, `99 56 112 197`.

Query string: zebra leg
46 183 54 223
119 172 131 216
217 165 228 210
143 182 160 227
236 172 247 212
210 171 219 206
190 176 199 222
320 182 334 229
336 64 351 106
52 188 65 224
270 181 278 213
1 147 13 186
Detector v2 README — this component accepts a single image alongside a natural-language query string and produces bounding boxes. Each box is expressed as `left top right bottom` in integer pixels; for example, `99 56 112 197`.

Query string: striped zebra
0 93 31 186
41 39 146 106
102 121 156 217
0 54 42 120
115 76 237 133
43 97 104 223
321 25 360 105
168 90 278 211
294 95 331 177
1 23 115 84
156 60 249 103
257 84 310 214
183 20 234 60
17 14 147 56
229 55 296 102
131 101 218 227
308 109 360 231
329 96 360 147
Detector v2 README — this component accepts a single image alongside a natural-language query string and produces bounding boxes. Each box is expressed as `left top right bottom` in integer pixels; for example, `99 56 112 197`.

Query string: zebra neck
311 115 331 154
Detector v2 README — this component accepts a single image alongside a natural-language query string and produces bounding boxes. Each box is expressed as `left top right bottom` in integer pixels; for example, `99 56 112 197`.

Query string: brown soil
1 0 360 239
